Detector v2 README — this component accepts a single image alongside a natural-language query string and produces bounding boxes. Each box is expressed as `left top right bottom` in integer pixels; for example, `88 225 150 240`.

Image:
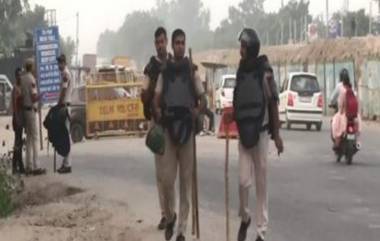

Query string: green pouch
146 125 165 155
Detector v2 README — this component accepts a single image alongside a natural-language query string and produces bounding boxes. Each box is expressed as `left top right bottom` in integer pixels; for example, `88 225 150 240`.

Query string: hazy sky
29 0 377 56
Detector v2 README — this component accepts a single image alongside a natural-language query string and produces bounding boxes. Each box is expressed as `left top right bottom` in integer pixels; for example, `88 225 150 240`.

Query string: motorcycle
329 104 360 165
334 118 360 165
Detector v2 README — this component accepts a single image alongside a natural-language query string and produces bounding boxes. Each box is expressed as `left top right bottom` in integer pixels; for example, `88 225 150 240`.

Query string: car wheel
316 123 322 131
216 102 221 115
71 122 84 143
307 123 312 131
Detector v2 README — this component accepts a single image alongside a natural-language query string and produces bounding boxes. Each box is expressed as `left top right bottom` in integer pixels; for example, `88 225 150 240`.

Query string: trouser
239 132 270 239
24 110 39 170
12 126 24 172
160 131 194 235
148 121 165 216
204 108 215 131
155 153 165 216
62 116 71 167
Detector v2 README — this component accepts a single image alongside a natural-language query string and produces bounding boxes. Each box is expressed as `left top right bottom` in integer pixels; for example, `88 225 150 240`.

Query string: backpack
234 69 266 149
345 88 358 119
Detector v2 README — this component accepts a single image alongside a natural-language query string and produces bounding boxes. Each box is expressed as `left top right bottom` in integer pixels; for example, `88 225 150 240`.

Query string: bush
0 169 14 217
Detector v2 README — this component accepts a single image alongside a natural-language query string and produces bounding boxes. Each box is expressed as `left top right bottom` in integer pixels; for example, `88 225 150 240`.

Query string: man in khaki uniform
225 28 284 241
57 54 73 174
153 29 206 241
141 27 171 230
20 60 46 175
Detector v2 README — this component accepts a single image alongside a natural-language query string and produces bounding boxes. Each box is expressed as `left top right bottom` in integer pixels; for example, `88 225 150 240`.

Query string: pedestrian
20 60 46 175
153 29 207 241
56 54 73 174
141 26 171 230
224 28 284 241
11 67 25 174
201 90 215 135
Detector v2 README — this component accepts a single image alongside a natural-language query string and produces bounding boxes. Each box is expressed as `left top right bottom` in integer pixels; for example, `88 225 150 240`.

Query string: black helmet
339 68 350 83
238 28 260 58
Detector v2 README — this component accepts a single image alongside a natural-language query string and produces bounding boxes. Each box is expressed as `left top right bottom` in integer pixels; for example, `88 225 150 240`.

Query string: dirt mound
0 177 143 241
17 182 83 207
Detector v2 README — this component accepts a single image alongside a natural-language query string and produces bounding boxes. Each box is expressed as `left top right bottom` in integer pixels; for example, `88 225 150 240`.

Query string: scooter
334 118 359 165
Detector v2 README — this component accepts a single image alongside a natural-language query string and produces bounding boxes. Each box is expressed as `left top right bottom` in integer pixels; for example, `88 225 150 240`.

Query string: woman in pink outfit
331 69 361 148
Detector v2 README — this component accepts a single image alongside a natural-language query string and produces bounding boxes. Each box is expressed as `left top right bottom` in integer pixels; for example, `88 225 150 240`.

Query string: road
37 119 380 241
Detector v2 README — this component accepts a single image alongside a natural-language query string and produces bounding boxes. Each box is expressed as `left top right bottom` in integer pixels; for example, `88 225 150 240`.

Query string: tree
214 0 311 48
97 11 164 66
0 0 25 56
97 0 213 66
60 37 76 65
153 0 213 50
0 1 47 57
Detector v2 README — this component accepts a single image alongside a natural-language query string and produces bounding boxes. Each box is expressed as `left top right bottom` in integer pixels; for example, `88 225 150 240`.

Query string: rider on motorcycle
331 69 361 150
329 70 345 113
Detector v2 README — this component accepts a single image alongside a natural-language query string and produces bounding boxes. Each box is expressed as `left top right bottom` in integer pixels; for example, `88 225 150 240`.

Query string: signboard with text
34 26 61 104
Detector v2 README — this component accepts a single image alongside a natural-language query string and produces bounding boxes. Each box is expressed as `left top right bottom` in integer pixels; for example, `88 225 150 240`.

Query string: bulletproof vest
234 70 266 149
234 71 266 121
144 56 162 84
143 56 164 120
161 59 196 145
162 62 196 110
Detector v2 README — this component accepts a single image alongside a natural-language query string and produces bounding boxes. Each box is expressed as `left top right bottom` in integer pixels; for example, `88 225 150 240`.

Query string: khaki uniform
237 71 277 240
142 57 166 216
20 72 39 170
60 67 73 167
155 71 204 235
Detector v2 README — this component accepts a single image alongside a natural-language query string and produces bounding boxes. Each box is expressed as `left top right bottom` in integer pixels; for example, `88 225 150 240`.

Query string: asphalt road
39 119 380 241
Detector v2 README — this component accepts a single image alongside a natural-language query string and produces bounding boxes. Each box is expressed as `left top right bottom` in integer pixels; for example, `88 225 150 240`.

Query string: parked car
0 75 13 115
279 72 323 131
215 74 236 114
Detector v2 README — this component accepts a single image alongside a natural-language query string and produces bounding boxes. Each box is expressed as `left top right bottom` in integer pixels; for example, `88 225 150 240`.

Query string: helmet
339 68 350 83
238 28 260 58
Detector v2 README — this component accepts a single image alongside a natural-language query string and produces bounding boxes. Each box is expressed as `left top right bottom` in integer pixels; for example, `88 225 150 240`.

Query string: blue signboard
328 19 342 39
34 26 61 104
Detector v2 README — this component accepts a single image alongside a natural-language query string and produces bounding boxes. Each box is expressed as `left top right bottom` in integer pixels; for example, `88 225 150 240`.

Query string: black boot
165 213 177 241
255 235 264 241
176 234 185 241
158 216 167 230
57 166 72 174
237 218 251 241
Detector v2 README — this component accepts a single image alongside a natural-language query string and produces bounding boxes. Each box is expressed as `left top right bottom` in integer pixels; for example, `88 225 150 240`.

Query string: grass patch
0 170 14 217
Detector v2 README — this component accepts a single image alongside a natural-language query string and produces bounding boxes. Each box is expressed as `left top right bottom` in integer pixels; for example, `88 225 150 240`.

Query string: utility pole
280 22 284 45
289 18 292 43
75 12 79 67
369 0 373 35
294 20 297 43
326 0 329 38
304 15 308 42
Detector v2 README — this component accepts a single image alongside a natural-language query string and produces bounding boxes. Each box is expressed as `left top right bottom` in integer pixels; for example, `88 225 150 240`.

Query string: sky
29 0 378 56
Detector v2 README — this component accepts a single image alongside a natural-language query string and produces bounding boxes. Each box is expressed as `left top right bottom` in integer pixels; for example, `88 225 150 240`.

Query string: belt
23 106 37 112
60 103 71 107
260 124 270 133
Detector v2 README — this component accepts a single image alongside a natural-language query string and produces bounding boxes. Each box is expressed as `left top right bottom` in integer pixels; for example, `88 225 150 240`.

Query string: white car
215 74 236 113
279 72 323 131
0 75 13 115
